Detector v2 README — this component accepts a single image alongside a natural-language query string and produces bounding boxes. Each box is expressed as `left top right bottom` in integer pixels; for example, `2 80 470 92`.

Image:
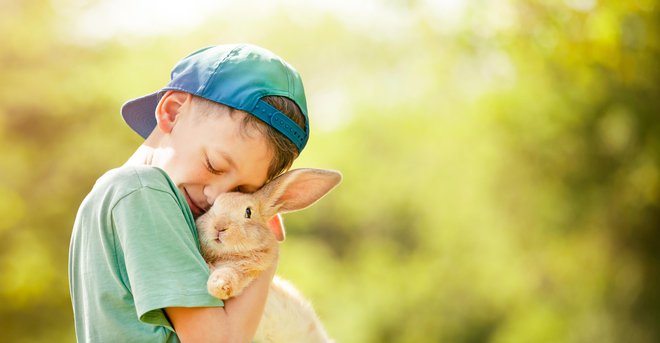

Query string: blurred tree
0 0 657 342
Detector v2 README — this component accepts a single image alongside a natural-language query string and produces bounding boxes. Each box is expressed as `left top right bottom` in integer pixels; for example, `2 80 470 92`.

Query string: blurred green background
1 0 658 342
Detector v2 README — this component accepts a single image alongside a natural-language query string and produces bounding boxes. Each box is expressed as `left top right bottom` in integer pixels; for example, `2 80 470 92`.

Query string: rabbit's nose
215 226 229 243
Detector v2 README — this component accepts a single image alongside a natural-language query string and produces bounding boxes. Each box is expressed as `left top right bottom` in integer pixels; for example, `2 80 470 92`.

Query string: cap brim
121 92 160 139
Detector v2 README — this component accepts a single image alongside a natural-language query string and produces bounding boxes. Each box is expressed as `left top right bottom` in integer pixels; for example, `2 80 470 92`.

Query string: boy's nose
203 182 236 205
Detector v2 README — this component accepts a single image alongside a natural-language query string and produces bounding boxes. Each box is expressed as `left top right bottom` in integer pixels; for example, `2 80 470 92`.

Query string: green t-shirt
68 165 223 343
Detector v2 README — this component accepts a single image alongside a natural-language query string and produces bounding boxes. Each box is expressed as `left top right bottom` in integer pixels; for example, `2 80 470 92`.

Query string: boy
69 44 309 342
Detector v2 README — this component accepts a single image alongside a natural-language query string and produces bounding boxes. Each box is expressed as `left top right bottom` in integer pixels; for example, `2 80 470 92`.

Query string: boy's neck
125 145 154 166
125 131 160 167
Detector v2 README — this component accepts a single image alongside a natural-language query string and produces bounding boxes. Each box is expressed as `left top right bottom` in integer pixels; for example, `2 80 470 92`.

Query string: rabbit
195 168 342 343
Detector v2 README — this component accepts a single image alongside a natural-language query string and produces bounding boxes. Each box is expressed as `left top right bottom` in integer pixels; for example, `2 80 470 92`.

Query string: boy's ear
258 168 342 217
155 91 192 133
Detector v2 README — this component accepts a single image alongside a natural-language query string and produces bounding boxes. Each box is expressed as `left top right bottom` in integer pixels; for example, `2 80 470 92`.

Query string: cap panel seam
285 62 294 98
198 44 244 95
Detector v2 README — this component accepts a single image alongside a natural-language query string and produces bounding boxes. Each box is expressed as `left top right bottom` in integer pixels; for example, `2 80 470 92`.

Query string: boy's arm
165 248 278 343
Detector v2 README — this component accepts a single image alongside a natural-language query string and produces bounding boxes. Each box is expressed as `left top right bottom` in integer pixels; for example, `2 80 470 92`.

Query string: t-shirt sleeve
111 187 223 331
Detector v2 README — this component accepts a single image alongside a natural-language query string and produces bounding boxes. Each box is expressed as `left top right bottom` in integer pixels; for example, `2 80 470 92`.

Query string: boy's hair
122 44 310 155
191 95 306 181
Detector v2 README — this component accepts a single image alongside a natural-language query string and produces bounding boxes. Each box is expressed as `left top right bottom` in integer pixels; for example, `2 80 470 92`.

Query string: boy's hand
166 247 279 343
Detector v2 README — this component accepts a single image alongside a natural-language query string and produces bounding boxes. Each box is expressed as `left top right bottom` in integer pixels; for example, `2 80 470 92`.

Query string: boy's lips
183 188 206 217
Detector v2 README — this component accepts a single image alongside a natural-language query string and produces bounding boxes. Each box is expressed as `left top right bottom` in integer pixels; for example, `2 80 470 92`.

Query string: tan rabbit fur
195 168 341 343
196 190 279 300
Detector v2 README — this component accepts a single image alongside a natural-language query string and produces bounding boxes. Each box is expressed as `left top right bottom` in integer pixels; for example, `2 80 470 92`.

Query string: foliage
0 0 658 342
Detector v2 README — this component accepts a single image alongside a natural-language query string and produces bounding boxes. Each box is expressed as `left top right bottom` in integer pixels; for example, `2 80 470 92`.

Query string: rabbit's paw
208 271 234 300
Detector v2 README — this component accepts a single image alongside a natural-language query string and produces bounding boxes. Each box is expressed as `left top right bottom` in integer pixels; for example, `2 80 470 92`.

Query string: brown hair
191 95 306 181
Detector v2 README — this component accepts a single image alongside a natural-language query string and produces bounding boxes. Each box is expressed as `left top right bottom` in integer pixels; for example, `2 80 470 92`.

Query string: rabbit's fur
195 168 341 343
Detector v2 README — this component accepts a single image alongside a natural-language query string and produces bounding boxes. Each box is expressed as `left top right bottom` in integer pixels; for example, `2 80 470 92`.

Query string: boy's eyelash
205 157 223 175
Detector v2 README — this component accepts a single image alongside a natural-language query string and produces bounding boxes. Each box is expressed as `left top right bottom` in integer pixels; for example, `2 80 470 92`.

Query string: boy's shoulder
74 165 185 226
94 165 178 199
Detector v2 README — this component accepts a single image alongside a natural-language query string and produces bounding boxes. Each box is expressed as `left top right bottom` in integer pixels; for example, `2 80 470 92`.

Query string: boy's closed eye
205 156 224 175
205 156 258 194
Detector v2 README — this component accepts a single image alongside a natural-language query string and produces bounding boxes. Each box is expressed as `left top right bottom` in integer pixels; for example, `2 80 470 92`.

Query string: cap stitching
199 44 245 95
285 62 294 98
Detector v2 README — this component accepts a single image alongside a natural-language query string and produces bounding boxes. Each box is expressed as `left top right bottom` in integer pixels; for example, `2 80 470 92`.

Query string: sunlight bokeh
1 0 658 342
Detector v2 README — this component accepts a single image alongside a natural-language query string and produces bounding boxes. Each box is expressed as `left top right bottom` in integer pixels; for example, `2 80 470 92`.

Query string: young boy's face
152 97 273 219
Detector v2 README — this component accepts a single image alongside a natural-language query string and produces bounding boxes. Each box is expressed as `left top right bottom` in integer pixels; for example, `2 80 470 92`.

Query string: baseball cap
121 43 309 153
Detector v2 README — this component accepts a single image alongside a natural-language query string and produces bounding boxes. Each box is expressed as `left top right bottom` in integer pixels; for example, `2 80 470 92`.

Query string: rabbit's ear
267 213 286 242
258 168 342 217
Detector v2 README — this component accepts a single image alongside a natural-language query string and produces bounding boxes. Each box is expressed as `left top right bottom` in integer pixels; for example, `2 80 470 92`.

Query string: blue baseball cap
121 43 309 153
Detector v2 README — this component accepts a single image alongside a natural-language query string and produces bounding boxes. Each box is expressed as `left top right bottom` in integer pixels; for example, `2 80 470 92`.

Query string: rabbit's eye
245 207 252 219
